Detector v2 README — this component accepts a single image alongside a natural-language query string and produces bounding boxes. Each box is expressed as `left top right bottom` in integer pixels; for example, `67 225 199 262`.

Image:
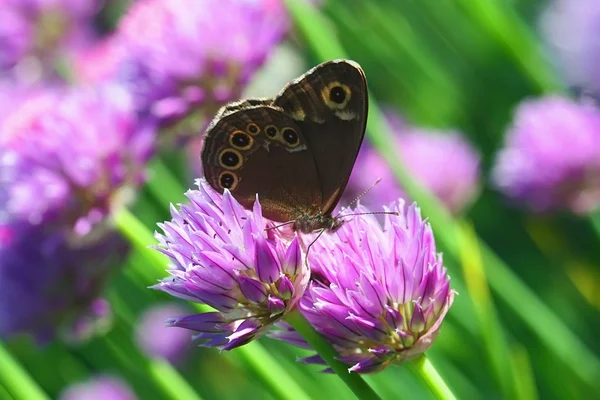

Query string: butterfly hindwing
201 105 323 222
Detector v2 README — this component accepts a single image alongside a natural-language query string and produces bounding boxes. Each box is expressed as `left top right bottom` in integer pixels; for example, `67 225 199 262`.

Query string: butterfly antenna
265 220 295 231
336 178 382 217
304 228 327 266
335 178 399 219
338 210 400 218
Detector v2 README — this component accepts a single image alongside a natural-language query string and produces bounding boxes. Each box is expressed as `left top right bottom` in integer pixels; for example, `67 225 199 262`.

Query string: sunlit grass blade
0 342 50 400
0 385 11 399
329 1 463 125
525 217 600 312
509 344 538 400
226 339 313 400
454 0 562 93
147 158 188 207
102 336 199 400
284 0 600 393
107 292 203 400
458 221 515 398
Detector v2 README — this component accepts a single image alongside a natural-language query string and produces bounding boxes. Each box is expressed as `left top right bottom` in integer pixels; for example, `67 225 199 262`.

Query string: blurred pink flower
136 304 190 363
60 375 137 400
345 111 481 214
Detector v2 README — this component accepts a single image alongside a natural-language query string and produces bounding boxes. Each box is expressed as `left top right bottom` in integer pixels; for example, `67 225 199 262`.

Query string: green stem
0 343 50 400
285 310 382 400
409 355 457 400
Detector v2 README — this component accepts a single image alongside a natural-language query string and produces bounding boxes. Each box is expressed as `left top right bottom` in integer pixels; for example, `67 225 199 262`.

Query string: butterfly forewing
273 59 368 214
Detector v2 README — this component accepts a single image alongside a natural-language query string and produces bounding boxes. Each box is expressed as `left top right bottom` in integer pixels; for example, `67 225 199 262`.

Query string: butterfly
201 59 368 233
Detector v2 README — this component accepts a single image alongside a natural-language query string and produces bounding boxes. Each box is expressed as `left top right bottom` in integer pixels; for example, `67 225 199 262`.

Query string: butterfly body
201 60 368 233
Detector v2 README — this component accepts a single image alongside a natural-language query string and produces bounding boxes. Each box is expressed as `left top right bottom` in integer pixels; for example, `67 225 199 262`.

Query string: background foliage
2 0 599 399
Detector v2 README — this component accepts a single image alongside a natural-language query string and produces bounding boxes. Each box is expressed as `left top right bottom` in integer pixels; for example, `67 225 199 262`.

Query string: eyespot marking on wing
265 125 279 139
218 148 243 170
219 171 239 191
282 127 300 148
246 123 260 135
229 131 254 150
321 81 352 110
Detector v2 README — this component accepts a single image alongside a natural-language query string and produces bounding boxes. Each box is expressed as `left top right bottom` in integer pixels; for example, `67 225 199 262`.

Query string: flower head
492 96 600 214
60 375 137 400
0 0 101 79
272 201 455 373
0 222 126 342
71 36 127 85
346 112 480 214
135 304 191 362
0 84 155 234
541 0 600 94
114 0 288 138
153 179 309 351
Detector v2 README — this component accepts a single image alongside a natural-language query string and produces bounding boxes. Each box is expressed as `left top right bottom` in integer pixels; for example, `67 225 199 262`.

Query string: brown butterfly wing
273 59 368 215
201 105 323 222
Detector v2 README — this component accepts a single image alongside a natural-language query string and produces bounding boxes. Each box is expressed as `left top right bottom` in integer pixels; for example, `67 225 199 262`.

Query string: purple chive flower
153 179 309 351
65 298 113 343
492 96 600 214
540 0 600 94
0 85 153 341
114 0 288 138
0 0 101 79
271 201 455 373
71 36 126 85
60 375 137 400
0 222 126 342
346 112 480 214
135 304 191 362
0 84 155 234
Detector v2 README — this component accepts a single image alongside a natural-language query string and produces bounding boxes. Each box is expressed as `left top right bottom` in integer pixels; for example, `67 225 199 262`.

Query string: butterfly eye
246 123 260 135
265 125 279 139
322 82 351 109
282 128 299 147
229 131 253 150
218 148 243 170
218 171 238 191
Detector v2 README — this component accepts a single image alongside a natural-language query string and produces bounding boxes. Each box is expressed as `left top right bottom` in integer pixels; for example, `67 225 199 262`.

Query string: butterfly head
293 213 344 233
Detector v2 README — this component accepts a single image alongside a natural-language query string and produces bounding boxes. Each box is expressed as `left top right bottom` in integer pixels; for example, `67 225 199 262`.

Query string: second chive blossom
272 201 455 373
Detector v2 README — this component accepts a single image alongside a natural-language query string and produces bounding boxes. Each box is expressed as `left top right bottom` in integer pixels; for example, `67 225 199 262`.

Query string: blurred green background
3 0 600 399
